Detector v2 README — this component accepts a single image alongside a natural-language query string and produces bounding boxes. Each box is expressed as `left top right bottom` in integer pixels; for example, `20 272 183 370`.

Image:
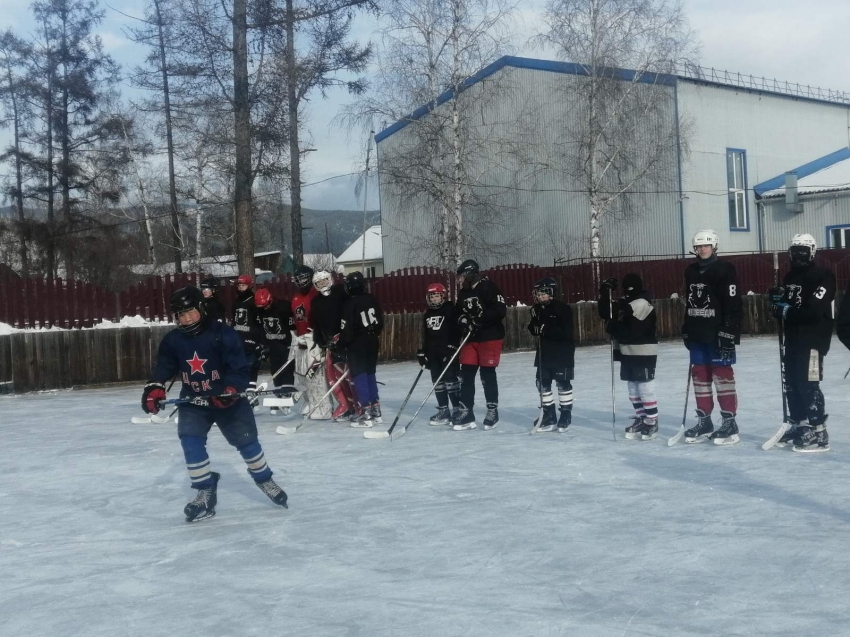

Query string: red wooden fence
3 249 850 329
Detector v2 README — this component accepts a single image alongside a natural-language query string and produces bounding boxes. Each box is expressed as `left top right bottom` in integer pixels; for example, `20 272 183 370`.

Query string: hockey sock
180 434 213 488
627 380 645 417
353 374 371 406
556 380 573 411
712 366 737 414
636 380 658 420
237 440 273 483
541 390 554 406
460 364 478 409
434 381 448 409
368 373 379 403
480 366 498 405
692 364 714 414
445 380 461 408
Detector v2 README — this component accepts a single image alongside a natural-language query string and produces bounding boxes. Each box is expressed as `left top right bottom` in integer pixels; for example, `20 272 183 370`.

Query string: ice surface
2 336 850 637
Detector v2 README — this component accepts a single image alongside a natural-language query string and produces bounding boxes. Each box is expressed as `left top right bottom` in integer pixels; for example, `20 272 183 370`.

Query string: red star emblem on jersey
186 352 207 375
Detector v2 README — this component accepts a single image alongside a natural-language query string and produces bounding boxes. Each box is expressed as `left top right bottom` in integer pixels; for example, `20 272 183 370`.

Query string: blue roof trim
752 147 850 197
374 56 677 144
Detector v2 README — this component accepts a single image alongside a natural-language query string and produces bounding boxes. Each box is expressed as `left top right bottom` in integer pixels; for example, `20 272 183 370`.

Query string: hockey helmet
426 282 447 309
236 274 254 287
345 271 366 295
254 287 273 309
790 233 817 266
313 270 334 296
456 259 480 284
692 229 718 254
533 277 558 305
294 265 314 291
200 277 218 291
170 286 207 335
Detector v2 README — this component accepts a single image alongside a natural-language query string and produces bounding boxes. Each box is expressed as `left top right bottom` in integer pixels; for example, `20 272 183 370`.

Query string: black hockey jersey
422 302 461 361
310 283 347 348
838 281 850 352
779 262 836 355
340 293 384 344
203 296 226 323
682 258 742 344
232 289 262 344
602 291 658 372
257 299 294 347
528 299 575 369
456 277 506 343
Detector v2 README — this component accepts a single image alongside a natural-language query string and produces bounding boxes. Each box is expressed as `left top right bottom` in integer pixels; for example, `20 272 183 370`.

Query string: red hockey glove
142 382 166 414
210 386 240 409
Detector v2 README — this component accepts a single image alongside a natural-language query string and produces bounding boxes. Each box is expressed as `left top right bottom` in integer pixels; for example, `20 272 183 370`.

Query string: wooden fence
0 293 803 393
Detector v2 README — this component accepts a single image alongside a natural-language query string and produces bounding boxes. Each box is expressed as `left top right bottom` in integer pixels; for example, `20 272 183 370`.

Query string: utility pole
360 127 373 273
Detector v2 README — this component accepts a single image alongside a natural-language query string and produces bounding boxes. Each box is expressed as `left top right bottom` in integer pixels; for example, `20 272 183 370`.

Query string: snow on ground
3 336 850 637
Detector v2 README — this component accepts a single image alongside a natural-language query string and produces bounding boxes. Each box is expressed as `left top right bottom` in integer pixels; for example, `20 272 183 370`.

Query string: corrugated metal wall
761 194 850 251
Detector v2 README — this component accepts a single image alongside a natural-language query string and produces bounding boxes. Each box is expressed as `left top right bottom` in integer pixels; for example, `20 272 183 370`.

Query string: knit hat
622 273 643 296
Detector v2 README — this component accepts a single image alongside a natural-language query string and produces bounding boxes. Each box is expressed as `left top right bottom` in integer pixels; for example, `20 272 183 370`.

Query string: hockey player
598 274 659 440
769 234 836 452
681 230 743 445
310 270 359 420
141 286 287 522
528 277 574 433
199 277 226 323
453 259 507 431
232 274 263 401
339 271 384 427
254 287 295 415
418 282 462 426
291 265 328 419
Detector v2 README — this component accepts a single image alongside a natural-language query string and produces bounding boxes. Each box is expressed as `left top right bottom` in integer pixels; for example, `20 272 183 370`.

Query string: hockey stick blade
363 429 390 439
131 416 153 424
667 425 685 446
530 405 545 435
276 425 297 435
762 422 790 451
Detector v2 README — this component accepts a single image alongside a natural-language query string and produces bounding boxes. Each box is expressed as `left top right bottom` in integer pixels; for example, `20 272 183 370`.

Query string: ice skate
452 405 477 431
429 406 451 426
774 420 802 448
624 416 644 440
369 401 383 425
350 410 374 428
483 403 499 431
557 408 572 433
184 472 220 523
711 412 740 445
640 418 659 441
534 404 557 432
255 476 288 508
793 421 829 453
270 406 290 417
685 410 714 443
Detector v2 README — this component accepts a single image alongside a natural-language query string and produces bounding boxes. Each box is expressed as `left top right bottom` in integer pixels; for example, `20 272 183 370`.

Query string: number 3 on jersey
360 308 378 326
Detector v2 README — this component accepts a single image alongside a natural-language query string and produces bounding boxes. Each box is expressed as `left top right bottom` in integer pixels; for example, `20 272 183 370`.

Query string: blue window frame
727 148 749 231
827 224 850 248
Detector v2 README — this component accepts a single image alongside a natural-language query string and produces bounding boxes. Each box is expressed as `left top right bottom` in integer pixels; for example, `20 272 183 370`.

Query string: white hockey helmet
692 229 718 253
312 270 334 296
789 233 817 265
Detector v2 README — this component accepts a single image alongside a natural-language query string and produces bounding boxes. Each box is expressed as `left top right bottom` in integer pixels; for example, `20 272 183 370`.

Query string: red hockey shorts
459 339 503 367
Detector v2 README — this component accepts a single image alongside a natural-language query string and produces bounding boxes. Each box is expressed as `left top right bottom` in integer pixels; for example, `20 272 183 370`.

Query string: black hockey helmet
622 273 643 298
294 265 314 291
200 276 218 290
456 259 480 284
533 277 558 304
170 286 207 335
345 271 366 295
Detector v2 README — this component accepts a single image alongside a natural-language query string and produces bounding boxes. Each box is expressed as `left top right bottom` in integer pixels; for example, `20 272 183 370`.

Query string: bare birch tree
537 0 697 270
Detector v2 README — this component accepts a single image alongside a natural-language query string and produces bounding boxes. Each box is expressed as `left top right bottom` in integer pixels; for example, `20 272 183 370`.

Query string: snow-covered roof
336 225 383 264
754 147 850 198
129 252 339 277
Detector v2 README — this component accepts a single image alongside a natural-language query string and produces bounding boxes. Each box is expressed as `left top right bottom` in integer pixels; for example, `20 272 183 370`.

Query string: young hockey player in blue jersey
141 286 288 522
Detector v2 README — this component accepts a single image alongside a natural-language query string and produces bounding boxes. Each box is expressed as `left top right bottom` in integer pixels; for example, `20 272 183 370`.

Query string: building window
727 149 748 230
829 225 850 248
365 266 376 278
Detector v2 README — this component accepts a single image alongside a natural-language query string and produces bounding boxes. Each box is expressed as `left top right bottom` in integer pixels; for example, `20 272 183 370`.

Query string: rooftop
336 225 383 264
754 147 850 198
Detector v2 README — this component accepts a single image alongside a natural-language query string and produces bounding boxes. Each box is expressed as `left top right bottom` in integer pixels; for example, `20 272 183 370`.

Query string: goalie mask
313 270 334 297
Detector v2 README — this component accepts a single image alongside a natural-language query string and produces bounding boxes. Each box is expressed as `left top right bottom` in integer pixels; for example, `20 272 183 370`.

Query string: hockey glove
210 386 240 409
529 322 544 336
457 314 478 335
599 277 618 294
416 349 429 369
327 333 341 351
257 344 270 361
768 285 785 305
717 330 736 363
771 302 791 321
142 382 166 414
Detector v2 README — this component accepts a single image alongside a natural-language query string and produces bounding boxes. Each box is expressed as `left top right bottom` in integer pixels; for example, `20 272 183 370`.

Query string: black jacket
203 296 226 323
780 262 836 355
257 299 294 348
601 291 658 372
837 281 850 351
422 302 462 361
528 299 575 369
682 258 742 344
456 277 506 343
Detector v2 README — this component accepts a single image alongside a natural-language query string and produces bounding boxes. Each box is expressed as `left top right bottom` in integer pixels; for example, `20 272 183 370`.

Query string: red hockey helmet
237 274 254 287
254 287 272 308
426 282 447 309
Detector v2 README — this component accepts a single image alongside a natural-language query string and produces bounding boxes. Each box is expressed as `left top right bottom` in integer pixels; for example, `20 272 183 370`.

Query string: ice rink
3 335 850 636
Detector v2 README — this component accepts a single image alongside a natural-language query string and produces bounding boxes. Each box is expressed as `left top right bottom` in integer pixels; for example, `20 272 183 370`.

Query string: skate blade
624 432 640 440
363 429 390 439
186 510 216 523
640 432 658 441
350 420 374 428
713 434 740 446
453 422 477 431
483 424 497 431
429 419 450 426
792 445 829 453
557 427 569 433
685 434 711 444
537 426 556 433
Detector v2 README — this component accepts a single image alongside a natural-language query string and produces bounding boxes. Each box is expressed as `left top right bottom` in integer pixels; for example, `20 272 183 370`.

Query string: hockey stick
276 371 351 435
764 253 792 450
608 287 617 441
844 367 849 380
530 336 546 434
130 376 178 424
388 331 473 441
131 386 306 424
667 364 692 446
363 368 425 439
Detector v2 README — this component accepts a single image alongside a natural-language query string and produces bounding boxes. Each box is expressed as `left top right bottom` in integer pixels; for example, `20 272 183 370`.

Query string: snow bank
92 315 152 329
0 322 18 335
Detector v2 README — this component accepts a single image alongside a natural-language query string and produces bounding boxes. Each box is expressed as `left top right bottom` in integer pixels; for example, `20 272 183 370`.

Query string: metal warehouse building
375 56 850 271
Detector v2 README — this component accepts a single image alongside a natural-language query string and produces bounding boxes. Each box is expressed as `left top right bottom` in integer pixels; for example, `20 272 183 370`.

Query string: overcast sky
2 0 849 210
